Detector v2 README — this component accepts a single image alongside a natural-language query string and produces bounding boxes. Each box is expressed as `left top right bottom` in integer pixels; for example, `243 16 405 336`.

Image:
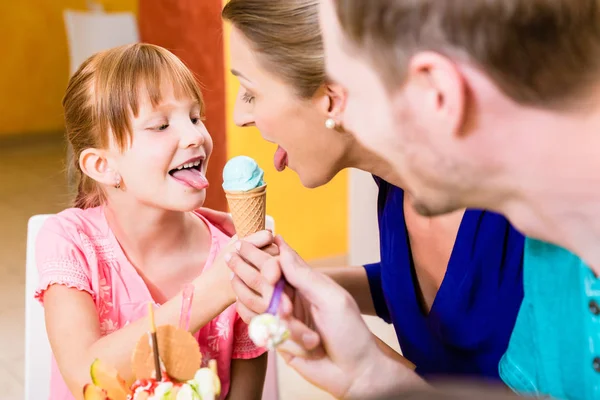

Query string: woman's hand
199 230 278 303
227 236 425 399
226 238 282 322
226 237 314 330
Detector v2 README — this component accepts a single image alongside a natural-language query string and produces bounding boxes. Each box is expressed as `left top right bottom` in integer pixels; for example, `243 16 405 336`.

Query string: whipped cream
248 313 290 349
131 366 219 400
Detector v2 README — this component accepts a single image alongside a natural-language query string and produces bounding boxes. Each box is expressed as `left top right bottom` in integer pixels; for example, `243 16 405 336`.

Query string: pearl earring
325 118 336 129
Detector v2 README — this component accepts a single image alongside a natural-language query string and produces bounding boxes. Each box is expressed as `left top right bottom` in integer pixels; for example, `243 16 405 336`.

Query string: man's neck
498 108 600 275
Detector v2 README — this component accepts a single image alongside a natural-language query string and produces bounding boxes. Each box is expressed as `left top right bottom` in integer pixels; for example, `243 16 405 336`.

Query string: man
322 0 600 263
227 0 600 398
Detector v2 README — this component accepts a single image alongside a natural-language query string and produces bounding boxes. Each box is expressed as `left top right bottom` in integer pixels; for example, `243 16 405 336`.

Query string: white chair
63 7 139 77
25 215 54 400
63 6 140 191
24 214 279 399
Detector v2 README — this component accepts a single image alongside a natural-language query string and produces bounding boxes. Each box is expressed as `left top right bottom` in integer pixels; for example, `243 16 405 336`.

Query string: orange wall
0 0 137 136
139 0 227 211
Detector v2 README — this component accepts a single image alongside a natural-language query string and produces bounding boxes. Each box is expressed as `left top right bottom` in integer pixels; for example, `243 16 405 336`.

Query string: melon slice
90 359 130 400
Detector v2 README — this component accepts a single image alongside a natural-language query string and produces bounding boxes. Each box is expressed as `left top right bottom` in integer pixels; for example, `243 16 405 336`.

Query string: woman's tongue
274 146 288 172
171 168 209 190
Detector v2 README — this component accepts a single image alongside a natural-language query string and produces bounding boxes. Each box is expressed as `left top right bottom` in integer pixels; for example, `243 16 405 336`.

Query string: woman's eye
242 91 255 104
157 124 169 131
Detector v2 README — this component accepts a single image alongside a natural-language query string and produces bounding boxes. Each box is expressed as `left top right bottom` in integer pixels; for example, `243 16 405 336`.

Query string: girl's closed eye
241 91 255 104
191 114 206 125
147 120 170 131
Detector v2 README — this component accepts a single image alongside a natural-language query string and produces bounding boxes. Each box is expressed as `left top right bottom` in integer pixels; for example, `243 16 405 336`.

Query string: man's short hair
334 0 600 109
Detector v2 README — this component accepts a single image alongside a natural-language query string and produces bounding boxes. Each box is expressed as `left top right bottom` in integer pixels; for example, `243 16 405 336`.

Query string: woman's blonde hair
222 0 325 99
63 43 204 209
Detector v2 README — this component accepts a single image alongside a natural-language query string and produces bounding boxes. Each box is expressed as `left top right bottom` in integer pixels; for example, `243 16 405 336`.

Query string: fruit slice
90 359 130 400
83 383 109 400
209 360 221 396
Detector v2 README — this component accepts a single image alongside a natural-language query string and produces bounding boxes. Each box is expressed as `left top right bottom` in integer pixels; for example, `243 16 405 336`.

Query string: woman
219 0 524 383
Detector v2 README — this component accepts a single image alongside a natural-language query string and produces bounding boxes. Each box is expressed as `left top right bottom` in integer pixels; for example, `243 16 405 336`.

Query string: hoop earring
325 118 337 130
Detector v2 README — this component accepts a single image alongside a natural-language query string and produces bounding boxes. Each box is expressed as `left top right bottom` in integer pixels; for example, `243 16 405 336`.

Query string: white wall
348 168 380 266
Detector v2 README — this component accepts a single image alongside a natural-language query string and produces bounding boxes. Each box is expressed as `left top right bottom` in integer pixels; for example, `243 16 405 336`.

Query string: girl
35 43 269 400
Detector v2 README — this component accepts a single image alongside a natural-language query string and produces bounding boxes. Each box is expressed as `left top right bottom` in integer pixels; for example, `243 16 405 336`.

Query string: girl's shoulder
37 206 111 255
34 207 111 304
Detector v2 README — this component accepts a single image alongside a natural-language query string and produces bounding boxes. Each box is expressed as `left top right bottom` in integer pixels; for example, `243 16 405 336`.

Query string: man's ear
403 51 466 138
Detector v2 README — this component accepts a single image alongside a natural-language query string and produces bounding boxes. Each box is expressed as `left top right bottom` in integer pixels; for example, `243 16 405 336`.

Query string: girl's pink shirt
35 206 265 399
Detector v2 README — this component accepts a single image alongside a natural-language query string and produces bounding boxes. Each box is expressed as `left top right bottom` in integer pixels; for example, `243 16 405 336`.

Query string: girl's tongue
274 146 288 172
171 168 209 190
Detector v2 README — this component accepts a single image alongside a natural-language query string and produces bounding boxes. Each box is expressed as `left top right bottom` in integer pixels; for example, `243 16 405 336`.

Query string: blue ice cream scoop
222 156 265 191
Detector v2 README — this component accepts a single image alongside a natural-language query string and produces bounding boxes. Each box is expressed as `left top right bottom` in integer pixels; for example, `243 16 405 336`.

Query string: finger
274 235 298 256
239 230 275 249
277 347 335 394
262 257 283 284
278 350 293 364
227 253 273 296
235 299 259 324
234 240 273 271
279 290 294 317
262 244 279 257
276 235 344 307
235 241 282 284
231 275 269 315
277 338 315 359
283 317 321 351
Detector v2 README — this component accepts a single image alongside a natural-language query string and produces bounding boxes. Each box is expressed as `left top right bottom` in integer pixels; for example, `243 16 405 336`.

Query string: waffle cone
131 325 202 382
225 184 267 238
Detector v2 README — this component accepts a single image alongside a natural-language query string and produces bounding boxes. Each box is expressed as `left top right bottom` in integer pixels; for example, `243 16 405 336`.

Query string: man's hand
228 235 425 399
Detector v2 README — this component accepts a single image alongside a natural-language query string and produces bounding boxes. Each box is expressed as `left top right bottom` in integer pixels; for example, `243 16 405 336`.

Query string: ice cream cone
131 325 202 382
225 184 267 238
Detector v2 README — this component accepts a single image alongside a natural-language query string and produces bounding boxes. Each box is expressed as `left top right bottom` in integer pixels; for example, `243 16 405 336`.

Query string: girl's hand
197 208 236 236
